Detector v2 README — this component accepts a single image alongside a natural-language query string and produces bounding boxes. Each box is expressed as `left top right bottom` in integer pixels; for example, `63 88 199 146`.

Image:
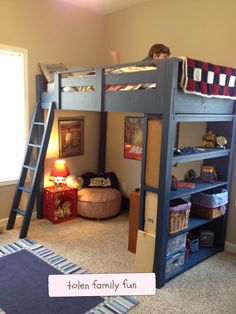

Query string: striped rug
0 239 139 314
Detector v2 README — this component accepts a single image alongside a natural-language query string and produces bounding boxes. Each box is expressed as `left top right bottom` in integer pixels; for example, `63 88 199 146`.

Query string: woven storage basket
190 189 227 219
190 189 228 208
169 199 191 234
191 204 226 219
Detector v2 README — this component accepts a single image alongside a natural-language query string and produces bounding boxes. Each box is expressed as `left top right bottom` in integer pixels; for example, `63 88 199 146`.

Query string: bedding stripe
0 240 139 313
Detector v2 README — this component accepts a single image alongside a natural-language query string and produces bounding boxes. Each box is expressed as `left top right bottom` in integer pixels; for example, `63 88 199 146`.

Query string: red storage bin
43 186 78 224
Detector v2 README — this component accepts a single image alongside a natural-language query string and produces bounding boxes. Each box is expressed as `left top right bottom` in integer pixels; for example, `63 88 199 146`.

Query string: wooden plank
144 192 158 235
134 230 155 272
145 119 163 188
128 191 140 253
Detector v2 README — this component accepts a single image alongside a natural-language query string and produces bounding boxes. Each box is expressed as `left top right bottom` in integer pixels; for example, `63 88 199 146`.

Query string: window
0 45 28 185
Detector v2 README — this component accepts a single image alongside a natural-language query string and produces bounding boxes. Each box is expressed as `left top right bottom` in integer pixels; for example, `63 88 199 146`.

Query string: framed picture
58 117 84 158
124 117 144 161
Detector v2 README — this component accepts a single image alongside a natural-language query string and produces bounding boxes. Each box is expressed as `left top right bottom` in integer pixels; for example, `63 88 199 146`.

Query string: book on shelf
178 181 195 189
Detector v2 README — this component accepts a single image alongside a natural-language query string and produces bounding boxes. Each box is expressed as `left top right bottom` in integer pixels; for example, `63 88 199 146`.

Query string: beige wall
106 112 144 196
104 0 236 66
0 0 104 219
104 0 236 245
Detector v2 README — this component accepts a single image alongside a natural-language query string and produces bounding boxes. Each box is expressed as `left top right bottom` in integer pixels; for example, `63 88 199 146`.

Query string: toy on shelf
201 130 216 148
184 169 197 182
216 136 227 149
171 175 178 190
200 165 217 183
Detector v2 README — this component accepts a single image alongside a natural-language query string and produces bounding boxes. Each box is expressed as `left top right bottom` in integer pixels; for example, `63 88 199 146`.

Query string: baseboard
225 241 236 255
0 211 37 228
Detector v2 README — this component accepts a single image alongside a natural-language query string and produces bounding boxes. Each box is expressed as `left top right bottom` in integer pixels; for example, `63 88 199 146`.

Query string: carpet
0 239 139 314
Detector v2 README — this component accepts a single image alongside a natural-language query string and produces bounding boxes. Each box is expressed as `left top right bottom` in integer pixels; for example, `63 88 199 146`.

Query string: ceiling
60 0 150 15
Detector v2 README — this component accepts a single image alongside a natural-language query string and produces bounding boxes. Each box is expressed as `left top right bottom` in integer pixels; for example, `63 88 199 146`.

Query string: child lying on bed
110 43 171 64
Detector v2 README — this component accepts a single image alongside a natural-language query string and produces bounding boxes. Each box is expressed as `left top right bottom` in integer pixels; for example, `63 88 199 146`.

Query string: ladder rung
18 186 32 194
23 165 36 171
14 208 26 217
33 122 45 126
29 143 41 148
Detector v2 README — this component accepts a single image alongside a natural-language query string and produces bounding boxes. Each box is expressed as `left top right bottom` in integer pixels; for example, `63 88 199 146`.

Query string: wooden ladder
6 102 55 238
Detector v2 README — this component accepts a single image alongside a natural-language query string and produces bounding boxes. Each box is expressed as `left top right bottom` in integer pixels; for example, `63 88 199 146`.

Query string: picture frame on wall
124 116 144 161
58 117 84 158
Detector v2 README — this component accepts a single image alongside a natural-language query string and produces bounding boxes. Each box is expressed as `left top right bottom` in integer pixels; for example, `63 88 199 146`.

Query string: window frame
0 44 29 186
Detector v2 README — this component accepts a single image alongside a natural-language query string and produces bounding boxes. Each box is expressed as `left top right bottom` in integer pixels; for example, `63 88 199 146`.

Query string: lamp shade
50 160 70 177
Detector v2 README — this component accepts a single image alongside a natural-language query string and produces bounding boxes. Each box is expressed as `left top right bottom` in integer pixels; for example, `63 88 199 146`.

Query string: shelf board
168 214 224 239
165 246 221 282
175 114 235 122
173 148 230 164
170 180 227 199
188 214 224 230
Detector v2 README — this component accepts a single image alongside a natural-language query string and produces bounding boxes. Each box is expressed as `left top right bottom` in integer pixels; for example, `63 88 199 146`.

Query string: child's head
148 44 171 60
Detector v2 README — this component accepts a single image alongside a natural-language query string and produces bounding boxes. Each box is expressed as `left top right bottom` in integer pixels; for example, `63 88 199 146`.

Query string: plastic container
167 232 187 256
166 248 186 274
187 234 199 253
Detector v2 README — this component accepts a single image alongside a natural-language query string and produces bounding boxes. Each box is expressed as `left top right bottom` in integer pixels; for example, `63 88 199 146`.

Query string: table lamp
50 160 70 189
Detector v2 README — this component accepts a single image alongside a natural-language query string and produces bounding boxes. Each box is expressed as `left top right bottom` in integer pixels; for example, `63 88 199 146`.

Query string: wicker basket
169 199 191 234
190 189 228 208
191 204 226 219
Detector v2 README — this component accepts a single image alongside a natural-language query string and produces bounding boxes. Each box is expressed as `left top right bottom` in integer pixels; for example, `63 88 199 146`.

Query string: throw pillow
38 62 67 83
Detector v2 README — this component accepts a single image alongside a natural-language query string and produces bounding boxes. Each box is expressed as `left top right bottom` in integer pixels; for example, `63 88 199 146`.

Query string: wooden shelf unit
139 91 236 288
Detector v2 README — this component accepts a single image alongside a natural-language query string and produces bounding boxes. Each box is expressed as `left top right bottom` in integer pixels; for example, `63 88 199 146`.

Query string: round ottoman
77 188 121 219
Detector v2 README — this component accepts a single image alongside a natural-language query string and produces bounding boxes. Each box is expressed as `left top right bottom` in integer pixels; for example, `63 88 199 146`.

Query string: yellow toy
61 201 72 217
201 130 216 148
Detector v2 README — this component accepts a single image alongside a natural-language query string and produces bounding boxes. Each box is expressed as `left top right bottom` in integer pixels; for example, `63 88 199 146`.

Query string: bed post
36 75 47 219
36 75 47 102
96 67 106 173
98 112 107 173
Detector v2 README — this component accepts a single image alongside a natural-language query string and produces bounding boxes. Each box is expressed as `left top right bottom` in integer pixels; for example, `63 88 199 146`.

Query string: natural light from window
0 48 27 184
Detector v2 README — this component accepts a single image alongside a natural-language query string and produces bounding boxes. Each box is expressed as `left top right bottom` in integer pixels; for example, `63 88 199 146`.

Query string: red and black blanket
180 57 236 100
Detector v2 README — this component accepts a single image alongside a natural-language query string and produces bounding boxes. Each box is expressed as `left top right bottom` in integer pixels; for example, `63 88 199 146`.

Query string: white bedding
47 66 157 95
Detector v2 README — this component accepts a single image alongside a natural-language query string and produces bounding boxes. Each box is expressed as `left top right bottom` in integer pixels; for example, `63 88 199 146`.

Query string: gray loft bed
36 57 236 289
36 58 235 115
7 57 236 289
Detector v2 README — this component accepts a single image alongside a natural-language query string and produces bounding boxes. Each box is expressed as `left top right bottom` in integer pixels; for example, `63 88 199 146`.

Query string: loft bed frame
36 57 236 287
14 57 236 288
37 58 234 115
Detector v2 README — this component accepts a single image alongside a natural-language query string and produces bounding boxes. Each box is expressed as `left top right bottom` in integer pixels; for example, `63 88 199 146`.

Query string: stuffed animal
201 130 216 148
54 196 64 220
54 195 61 208
66 175 84 190
61 201 72 216
54 207 64 220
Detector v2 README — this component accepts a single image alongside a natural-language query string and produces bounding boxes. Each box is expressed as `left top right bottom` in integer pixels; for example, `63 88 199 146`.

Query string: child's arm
109 48 120 64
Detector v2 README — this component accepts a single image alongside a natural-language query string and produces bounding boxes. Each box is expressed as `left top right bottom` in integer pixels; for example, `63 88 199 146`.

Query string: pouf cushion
77 188 121 218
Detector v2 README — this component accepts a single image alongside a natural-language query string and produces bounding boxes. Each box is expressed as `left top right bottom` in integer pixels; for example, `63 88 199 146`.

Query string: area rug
0 239 139 314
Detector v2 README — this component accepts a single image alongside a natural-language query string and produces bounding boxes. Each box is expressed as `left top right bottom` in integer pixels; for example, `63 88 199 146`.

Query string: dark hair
148 44 171 58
